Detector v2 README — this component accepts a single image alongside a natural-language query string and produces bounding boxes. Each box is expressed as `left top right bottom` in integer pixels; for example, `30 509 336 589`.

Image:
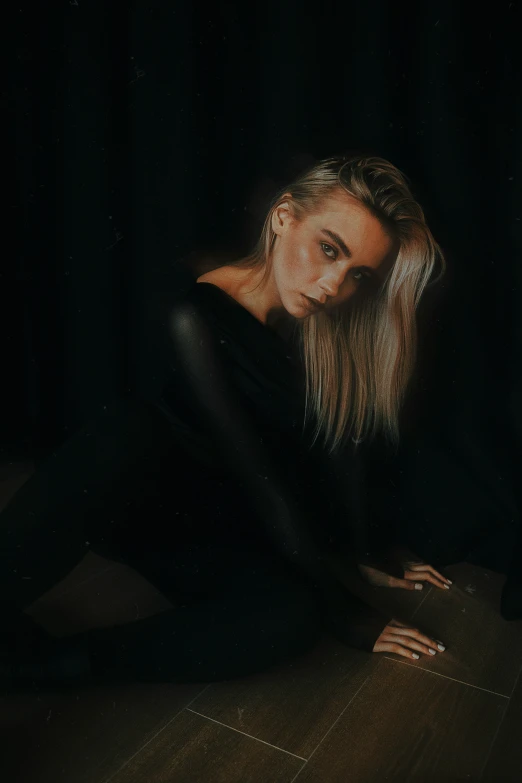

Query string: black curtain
7 2 522 551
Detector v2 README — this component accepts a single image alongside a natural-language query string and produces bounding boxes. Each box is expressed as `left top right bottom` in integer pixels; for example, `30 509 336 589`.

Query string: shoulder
167 290 209 341
196 266 243 297
167 279 235 349
167 266 253 350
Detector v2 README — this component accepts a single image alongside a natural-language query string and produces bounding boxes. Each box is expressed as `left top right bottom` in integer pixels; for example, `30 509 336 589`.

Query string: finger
387 619 446 649
389 575 424 591
380 633 439 657
388 624 446 651
407 563 452 585
372 641 422 660
404 570 449 590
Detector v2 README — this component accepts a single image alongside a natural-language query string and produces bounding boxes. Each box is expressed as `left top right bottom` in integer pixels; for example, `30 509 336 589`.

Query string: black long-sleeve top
151 278 389 652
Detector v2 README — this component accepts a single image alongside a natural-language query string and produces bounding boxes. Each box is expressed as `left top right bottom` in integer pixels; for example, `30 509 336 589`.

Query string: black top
152 278 389 652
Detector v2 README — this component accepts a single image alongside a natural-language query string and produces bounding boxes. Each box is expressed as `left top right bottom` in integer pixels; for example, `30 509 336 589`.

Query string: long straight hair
222 155 445 455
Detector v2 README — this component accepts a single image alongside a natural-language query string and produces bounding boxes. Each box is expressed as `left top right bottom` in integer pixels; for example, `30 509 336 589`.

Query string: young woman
1 154 449 692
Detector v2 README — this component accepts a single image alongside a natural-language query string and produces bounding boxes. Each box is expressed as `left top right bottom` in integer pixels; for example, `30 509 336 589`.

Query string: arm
304 444 380 566
167 300 389 651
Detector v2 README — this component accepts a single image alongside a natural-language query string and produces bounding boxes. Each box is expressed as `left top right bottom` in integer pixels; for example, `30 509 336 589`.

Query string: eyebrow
320 227 385 280
320 229 352 258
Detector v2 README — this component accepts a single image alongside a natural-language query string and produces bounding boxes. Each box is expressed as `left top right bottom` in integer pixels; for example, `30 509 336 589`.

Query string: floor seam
185 708 307 760
382 656 511 697
288 668 378 783
410 584 433 619
101 684 211 783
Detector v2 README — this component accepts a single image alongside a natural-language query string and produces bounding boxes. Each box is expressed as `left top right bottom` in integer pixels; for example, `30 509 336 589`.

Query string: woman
1 154 449 692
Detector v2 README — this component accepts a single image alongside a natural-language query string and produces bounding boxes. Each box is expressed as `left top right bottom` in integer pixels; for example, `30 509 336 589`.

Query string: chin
299 293 324 318
280 292 317 320
289 299 312 319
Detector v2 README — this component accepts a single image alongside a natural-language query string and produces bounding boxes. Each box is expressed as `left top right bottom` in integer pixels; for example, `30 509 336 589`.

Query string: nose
319 268 347 300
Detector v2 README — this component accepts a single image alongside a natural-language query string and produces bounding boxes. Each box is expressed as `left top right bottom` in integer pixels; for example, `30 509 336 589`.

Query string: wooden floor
1 460 521 782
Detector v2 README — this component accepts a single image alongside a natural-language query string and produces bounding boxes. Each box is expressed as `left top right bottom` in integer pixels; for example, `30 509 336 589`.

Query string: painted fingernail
429 648 437 655
415 583 423 590
437 644 446 651
447 579 453 584
444 584 450 589
412 653 419 659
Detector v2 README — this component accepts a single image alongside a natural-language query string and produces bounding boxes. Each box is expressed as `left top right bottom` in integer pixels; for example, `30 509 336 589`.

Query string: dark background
6 2 522 562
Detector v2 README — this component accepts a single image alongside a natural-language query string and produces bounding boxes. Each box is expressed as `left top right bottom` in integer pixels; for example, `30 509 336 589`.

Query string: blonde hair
229 154 445 455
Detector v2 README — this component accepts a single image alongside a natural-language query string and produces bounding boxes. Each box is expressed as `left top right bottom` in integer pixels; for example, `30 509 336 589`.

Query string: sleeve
166 300 390 652
307 445 386 566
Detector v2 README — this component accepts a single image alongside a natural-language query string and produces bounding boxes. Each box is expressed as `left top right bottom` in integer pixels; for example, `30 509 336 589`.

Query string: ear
271 193 295 237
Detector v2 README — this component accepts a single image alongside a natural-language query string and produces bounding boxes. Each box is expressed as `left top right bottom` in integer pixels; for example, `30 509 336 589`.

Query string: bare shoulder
196 269 222 284
196 265 243 295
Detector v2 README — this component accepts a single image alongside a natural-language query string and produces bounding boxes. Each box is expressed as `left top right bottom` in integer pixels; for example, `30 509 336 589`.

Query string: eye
352 270 372 284
320 242 337 260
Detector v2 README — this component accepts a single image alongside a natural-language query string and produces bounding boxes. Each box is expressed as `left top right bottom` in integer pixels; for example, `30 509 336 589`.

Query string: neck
230 262 291 330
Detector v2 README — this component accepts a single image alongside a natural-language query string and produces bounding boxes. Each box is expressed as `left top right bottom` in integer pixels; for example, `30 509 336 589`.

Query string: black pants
1 396 322 684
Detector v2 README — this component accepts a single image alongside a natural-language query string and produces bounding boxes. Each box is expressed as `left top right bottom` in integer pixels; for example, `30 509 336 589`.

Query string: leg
0 395 178 616
1 406 323 687
91 549 322 683
7 548 323 687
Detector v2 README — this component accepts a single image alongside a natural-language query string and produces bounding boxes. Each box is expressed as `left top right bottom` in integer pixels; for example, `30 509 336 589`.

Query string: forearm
244 478 341 591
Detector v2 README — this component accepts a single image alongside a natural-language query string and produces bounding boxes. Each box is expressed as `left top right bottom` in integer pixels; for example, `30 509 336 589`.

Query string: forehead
305 190 373 225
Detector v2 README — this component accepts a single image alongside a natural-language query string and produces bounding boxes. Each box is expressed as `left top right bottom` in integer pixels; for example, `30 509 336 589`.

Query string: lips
302 294 324 312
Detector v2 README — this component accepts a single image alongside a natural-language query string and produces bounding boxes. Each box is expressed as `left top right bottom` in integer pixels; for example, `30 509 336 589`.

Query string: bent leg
0 395 177 614
9 550 323 687
91 560 321 683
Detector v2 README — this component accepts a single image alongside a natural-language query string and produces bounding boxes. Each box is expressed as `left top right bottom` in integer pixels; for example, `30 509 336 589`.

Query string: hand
357 546 452 592
389 545 453 590
373 618 447 659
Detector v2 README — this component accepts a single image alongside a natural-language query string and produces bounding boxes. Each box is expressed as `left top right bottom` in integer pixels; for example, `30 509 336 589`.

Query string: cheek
292 244 312 270
283 244 314 282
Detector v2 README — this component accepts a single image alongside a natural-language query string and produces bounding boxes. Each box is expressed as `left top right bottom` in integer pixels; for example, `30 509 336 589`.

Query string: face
270 189 396 318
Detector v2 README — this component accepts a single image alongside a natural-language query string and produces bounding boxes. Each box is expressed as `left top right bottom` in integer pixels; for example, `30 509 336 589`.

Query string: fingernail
444 584 450 589
412 653 419 659
437 644 445 651
429 648 436 655
415 583 423 590
447 579 453 584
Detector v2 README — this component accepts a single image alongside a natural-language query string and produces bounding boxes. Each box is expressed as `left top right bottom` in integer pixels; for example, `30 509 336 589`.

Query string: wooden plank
384 563 522 696
482 664 522 782
0 683 206 783
190 636 377 758
109 708 304 783
294 658 507 783
0 462 204 783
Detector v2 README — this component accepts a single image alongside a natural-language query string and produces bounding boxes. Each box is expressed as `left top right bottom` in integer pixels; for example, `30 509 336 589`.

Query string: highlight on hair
229 154 446 455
